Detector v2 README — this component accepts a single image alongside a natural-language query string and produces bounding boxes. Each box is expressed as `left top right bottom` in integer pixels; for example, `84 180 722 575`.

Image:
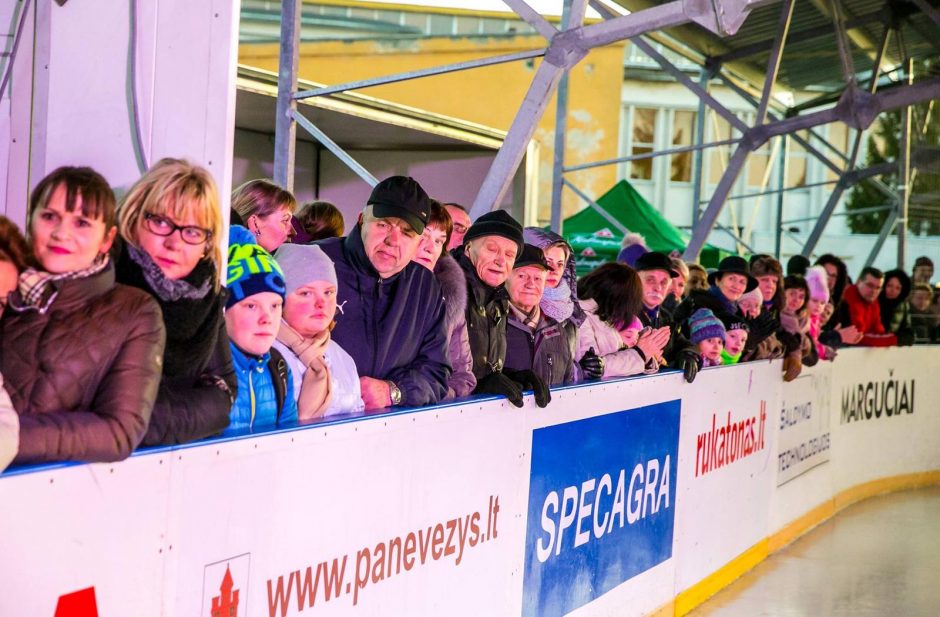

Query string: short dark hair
29 166 117 230
577 262 643 329
295 200 344 241
860 266 884 281
783 275 809 312
426 200 453 258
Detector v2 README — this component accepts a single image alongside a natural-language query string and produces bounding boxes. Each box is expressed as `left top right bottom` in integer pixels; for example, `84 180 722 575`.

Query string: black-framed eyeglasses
144 213 212 245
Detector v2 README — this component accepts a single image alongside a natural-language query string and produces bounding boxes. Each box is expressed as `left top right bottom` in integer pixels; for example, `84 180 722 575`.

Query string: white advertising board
776 368 832 486
0 347 938 617
828 347 940 494
671 361 778 594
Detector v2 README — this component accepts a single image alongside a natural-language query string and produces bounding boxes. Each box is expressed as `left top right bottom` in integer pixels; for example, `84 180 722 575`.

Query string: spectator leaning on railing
224 226 298 432
412 200 476 399
634 252 701 382
504 244 574 391
455 210 550 408
837 266 911 347
1 167 166 465
318 176 451 409
0 217 29 471
116 158 236 446
273 243 364 419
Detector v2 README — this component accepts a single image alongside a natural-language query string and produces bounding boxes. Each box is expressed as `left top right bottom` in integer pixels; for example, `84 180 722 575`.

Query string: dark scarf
116 242 224 378
708 284 739 316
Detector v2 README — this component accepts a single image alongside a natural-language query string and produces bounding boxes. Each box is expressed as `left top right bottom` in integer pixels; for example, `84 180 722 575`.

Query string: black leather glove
675 348 701 383
504 369 551 408
474 372 524 408
746 311 780 348
897 329 915 347
776 329 801 354
578 347 605 380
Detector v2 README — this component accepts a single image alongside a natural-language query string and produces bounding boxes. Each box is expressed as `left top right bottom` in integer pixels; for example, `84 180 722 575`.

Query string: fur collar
434 254 468 329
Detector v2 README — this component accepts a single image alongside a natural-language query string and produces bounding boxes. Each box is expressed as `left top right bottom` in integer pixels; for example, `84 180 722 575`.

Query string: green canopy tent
562 180 730 274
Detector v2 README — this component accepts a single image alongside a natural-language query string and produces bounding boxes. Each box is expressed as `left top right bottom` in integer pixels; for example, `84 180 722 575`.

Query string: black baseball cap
513 244 550 270
367 176 430 234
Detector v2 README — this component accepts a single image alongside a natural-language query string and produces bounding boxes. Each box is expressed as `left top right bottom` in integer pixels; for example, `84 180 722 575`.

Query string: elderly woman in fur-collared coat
413 200 476 398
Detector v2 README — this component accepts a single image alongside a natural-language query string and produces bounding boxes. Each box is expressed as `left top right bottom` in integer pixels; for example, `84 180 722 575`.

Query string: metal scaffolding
272 0 940 267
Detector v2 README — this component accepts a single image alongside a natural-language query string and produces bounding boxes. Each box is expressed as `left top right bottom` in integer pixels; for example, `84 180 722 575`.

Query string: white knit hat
274 243 337 296
805 265 830 302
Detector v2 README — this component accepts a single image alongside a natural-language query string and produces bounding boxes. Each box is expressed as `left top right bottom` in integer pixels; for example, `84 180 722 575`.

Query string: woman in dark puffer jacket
1 167 165 464
116 158 236 445
413 200 476 398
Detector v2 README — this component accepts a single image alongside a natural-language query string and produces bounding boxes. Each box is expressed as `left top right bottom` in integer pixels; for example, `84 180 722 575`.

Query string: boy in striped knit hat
689 308 727 368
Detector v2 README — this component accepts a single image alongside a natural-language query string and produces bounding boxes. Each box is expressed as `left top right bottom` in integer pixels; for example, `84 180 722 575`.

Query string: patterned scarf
13 255 109 314
276 321 332 420
126 242 212 302
509 302 541 330
541 280 574 323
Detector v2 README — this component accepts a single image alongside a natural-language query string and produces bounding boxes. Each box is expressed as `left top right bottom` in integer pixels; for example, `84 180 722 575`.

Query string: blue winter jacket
317 226 451 407
227 343 298 433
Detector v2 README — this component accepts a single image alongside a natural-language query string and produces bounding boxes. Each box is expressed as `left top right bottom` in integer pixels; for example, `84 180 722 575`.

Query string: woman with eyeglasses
115 158 236 446
1 167 165 464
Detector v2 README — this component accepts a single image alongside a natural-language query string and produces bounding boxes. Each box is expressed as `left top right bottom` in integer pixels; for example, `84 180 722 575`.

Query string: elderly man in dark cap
318 175 450 409
633 252 701 382
452 211 551 408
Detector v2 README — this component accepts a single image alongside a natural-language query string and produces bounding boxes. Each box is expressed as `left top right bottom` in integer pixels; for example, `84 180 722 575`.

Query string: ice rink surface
689 487 940 617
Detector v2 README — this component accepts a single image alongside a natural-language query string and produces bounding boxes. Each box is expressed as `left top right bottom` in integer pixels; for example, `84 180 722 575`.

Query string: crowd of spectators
0 164 936 472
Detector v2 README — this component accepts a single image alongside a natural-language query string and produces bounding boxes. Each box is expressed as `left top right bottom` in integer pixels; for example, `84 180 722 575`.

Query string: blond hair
118 158 223 289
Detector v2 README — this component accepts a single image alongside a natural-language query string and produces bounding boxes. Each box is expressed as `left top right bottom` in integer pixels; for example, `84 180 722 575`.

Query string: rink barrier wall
0 346 937 616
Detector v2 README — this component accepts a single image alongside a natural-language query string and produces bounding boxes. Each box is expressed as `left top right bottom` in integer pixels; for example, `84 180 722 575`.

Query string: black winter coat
115 245 235 446
673 287 771 354
319 228 450 407
638 302 696 366
504 309 576 386
452 250 510 379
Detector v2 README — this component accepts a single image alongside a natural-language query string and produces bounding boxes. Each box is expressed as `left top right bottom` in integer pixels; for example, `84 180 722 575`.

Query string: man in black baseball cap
317 175 450 411
634 251 701 382
367 175 431 236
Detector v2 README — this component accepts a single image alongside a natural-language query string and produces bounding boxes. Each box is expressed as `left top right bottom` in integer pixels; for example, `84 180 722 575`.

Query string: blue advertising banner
522 400 681 617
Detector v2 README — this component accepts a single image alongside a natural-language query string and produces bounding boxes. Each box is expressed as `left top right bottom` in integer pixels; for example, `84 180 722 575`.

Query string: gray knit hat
274 243 337 296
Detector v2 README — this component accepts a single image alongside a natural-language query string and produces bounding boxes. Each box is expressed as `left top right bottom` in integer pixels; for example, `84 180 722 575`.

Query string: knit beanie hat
463 210 524 253
274 243 337 297
226 225 286 309
805 265 830 302
786 254 810 276
723 315 750 333
617 232 649 267
689 308 727 344
738 286 763 306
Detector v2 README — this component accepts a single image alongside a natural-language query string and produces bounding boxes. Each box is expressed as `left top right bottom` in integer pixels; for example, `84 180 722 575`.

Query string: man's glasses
144 213 212 245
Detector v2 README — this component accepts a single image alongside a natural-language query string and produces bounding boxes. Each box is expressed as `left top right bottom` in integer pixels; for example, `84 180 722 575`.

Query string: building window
708 111 734 184
455 16 481 35
429 14 454 35
630 107 657 181
671 110 696 183
787 132 808 188
402 11 427 31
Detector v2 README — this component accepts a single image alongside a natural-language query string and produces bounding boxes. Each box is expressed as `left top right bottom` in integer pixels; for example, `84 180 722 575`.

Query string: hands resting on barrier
475 370 551 408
